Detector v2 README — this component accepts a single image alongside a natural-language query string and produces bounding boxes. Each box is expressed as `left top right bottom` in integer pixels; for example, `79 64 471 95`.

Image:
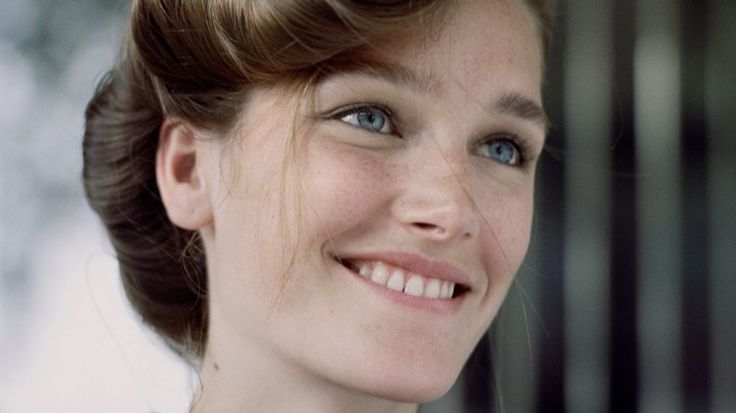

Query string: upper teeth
355 261 456 299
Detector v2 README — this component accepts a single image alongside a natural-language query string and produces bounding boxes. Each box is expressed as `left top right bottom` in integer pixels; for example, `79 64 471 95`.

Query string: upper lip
335 250 472 288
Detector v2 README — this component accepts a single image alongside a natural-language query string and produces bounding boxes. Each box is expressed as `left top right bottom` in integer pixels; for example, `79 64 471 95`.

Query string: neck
188 338 419 413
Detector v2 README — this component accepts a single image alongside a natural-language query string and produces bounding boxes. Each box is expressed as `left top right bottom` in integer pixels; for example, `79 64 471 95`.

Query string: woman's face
200 0 545 404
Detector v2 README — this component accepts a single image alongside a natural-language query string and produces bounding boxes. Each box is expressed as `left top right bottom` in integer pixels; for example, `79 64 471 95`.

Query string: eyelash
331 104 398 136
476 135 530 167
329 103 532 167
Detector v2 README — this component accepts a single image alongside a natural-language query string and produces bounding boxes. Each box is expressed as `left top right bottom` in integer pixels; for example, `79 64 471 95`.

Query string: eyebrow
335 60 443 95
494 92 549 131
329 59 548 130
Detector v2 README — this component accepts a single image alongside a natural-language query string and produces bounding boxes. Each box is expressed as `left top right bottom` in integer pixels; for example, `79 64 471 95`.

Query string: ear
156 118 214 230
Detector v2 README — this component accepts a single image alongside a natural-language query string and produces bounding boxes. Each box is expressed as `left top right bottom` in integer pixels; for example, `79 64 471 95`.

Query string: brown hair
83 0 553 361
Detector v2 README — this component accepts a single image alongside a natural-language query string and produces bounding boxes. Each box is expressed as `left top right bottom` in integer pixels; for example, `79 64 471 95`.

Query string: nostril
412 222 442 231
408 220 474 242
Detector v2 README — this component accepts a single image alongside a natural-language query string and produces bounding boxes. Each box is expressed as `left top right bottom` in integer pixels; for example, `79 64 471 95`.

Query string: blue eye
480 138 521 165
338 106 393 134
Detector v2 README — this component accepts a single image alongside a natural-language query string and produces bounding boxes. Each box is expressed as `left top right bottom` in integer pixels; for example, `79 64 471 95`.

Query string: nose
391 155 481 243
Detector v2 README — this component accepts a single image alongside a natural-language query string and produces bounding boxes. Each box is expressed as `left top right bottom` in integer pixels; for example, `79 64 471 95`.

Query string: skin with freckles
158 0 546 411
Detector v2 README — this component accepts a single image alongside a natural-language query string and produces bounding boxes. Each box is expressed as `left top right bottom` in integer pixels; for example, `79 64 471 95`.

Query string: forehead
303 0 547 135
357 0 544 99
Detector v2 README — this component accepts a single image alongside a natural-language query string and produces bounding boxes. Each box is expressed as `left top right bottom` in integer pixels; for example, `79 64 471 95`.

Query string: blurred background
1 0 734 412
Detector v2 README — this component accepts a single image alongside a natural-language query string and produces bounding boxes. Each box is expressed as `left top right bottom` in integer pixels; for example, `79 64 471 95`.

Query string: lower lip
338 261 466 315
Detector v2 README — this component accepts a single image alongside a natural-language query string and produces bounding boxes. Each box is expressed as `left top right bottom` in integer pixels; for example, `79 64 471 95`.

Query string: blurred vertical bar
679 0 711 410
530 1 569 409
494 281 538 413
563 0 612 412
634 0 683 411
706 0 736 411
610 1 640 410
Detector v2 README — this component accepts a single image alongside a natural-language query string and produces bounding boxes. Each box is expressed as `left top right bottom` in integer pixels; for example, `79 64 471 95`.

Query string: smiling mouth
336 258 469 300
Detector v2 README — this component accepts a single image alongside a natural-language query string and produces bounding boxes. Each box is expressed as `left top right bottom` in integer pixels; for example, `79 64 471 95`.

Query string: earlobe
156 118 214 230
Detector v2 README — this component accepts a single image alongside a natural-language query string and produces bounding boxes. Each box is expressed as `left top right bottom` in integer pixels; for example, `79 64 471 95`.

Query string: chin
351 358 465 404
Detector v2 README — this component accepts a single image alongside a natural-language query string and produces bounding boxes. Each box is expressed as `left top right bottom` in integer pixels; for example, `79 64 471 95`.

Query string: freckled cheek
476 185 534 274
301 143 394 233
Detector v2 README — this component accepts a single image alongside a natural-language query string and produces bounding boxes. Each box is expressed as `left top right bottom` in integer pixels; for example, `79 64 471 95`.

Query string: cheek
476 181 535 275
300 141 394 238
205 137 298 304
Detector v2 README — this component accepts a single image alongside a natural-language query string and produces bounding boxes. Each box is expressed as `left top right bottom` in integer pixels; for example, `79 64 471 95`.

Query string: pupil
358 111 384 131
492 142 513 163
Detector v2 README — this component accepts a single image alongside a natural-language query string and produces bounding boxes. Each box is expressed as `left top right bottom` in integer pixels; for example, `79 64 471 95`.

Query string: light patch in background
562 0 613 411
1 209 194 413
634 0 683 411
0 2 194 410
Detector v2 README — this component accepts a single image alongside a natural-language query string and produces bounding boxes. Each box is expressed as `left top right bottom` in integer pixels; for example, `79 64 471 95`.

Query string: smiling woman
82 0 552 411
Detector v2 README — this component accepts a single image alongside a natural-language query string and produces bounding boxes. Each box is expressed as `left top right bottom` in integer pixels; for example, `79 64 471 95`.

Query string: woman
83 0 551 411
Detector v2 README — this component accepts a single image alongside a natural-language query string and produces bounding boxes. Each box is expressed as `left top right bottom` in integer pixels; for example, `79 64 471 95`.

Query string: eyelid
477 133 535 166
325 102 392 121
325 103 400 134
